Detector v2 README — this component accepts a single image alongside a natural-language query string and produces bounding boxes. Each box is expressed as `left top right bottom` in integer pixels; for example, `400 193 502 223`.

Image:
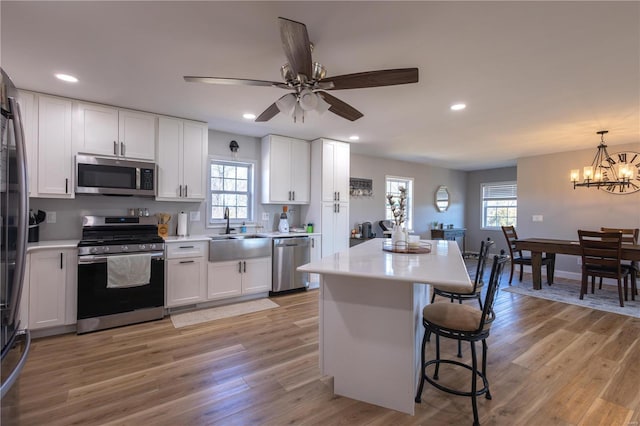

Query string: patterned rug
170 299 280 328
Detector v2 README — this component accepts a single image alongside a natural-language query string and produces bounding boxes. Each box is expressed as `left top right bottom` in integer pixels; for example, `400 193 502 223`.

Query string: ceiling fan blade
255 102 281 122
184 76 289 89
317 91 363 121
278 17 313 79
322 68 419 90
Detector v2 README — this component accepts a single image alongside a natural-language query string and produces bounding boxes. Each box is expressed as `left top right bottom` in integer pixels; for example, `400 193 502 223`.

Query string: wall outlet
46 211 56 223
189 211 200 221
532 215 543 222
262 212 269 221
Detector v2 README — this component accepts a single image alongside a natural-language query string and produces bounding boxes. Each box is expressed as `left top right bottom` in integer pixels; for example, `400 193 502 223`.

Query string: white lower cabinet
28 248 77 329
165 241 208 308
308 235 322 287
208 257 272 300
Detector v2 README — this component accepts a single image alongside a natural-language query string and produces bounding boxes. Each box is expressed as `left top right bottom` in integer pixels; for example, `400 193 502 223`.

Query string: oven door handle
78 251 165 264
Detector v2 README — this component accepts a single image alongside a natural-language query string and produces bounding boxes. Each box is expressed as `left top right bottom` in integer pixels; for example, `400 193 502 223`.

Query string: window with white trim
385 175 414 230
481 182 517 229
208 159 254 225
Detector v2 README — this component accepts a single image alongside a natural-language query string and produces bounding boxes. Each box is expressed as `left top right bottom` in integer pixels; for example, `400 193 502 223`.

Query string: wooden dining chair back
600 227 638 296
577 230 631 307
501 225 554 285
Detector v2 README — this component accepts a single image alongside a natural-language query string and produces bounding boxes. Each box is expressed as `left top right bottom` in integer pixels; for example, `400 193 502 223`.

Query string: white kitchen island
297 238 471 415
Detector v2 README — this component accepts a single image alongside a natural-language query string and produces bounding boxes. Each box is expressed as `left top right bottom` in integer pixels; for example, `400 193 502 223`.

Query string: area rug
170 299 280 328
501 279 639 318
465 258 639 318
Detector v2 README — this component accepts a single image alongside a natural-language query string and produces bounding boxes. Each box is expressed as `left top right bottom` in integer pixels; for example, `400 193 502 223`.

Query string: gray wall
517 142 640 276
464 167 517 254
349 154 466 238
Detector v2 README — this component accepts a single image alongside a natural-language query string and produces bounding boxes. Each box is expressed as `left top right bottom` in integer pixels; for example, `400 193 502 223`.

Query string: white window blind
481 182 517 228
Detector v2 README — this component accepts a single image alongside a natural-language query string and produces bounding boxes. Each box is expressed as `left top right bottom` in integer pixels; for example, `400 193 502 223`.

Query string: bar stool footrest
421 359 490 398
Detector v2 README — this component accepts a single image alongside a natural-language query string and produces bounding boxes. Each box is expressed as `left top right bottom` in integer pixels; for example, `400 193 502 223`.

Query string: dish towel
107 253 151 289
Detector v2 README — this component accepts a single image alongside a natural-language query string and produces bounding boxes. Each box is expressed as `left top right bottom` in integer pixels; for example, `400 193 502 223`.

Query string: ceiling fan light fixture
315 93 331 114
299 88 318 111
293 102 305 123
276 93 297 113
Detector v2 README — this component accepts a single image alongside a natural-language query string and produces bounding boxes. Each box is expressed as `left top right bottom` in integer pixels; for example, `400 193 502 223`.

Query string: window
385 175 414 229
209 159 254 225
481 182 517 229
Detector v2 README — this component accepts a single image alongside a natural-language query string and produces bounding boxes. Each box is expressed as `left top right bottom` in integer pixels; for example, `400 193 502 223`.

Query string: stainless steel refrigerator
1 68 31 417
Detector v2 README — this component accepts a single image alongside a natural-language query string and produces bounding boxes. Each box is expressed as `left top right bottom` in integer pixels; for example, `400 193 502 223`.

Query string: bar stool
415 253 509 426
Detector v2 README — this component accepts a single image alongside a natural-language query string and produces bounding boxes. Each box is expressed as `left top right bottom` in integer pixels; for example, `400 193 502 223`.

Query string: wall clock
600 151 640 194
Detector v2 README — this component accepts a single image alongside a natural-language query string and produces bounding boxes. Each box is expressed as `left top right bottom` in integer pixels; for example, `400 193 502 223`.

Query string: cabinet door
118 109 156 160
321 142 336 202
29 250 68 329
242 257 272 294
16 91 38 197
334 203 350 254
156 117 183 199
267 136 292 203
333 142 350 202
166 258 207 307
290 140 310 203
182 120 207 200
321 202 336 257
309 236 322 286
208 261 242 300
37 95 73 198
74 102 119 156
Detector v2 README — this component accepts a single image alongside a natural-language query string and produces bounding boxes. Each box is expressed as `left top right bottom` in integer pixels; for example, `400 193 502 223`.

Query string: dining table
514 238 640 290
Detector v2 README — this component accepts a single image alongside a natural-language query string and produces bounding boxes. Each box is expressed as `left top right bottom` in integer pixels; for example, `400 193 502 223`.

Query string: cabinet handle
337 203 340 213
113 141 117 155
184 185 188 198
238 261 242 273
65 178 68 194
337 192 340 201
311 238 315 248
179 260 194 264
179 185 182 197
60 252 63 269
243 261 247 273
179 245 194 249
333 203 337 213
292 191 295 201
120 142 125 156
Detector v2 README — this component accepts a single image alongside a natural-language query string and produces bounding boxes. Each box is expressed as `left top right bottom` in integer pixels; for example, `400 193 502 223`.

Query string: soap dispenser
278 206 289 233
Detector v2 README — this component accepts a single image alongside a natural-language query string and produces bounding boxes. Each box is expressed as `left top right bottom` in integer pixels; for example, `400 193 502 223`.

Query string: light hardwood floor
3 276 640 425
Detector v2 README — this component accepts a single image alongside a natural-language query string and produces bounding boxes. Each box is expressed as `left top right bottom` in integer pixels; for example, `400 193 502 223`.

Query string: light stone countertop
164 232 320 242
27 240 79 252
298 238 472 289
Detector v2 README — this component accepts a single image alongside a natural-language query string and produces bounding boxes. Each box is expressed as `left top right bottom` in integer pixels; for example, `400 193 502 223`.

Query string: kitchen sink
209 234 271 262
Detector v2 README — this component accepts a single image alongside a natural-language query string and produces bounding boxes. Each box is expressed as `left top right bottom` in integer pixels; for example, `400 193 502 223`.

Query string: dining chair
600 227 638 296
578 230 632 307
415 253 509 426
429 238 495 357
501 225 555 285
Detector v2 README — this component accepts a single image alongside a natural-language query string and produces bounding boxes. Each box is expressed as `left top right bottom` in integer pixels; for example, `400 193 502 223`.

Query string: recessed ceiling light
242 113 256 120
349 135 360 141
450 103 466 111
55 73 78 83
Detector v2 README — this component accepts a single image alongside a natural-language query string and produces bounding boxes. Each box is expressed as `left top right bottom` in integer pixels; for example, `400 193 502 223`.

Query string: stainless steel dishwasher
271 236 310 294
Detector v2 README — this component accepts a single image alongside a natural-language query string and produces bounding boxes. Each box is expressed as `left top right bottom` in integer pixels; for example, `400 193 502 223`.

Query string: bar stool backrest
474 238 495 288
477 253 509 333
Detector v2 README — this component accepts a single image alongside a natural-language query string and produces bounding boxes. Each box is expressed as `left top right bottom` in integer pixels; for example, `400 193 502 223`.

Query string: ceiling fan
184 17 419 123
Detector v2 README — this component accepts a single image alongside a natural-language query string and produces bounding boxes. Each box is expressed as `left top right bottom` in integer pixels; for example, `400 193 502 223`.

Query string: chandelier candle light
570 130 635 191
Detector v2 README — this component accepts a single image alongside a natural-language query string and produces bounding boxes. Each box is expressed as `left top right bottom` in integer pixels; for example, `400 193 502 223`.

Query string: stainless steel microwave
75 154 156 196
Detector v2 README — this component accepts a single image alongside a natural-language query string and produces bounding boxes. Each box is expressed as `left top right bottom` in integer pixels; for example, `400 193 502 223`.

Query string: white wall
517 141 640 276
349 154 467 238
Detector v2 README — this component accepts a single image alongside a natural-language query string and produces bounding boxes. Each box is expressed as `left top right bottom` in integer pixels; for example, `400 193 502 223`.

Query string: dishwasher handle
273 237 310 248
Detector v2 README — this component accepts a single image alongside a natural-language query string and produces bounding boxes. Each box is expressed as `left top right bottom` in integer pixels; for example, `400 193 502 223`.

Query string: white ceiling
2 1 638 171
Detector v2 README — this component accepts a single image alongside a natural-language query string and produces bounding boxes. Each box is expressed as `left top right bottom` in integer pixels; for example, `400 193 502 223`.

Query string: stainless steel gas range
76 216 165 334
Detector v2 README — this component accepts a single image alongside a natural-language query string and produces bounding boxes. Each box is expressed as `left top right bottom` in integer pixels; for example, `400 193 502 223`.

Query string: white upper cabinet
156 116 207 201
16 90 38 196
73 102 156 160
261 134 310 204
37 95 74 198
320 139 350 203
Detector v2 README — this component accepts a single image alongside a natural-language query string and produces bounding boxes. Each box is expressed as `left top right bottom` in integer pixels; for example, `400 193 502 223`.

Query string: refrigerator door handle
0 330 31 399
7 97 29 327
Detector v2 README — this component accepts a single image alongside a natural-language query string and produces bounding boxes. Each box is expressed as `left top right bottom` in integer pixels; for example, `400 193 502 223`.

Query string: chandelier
570 130 635 191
